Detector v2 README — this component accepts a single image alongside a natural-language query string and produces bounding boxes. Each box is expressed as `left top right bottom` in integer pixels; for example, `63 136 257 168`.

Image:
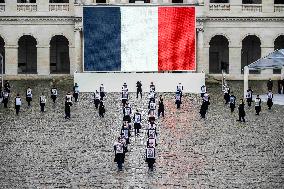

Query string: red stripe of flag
158 7 196 71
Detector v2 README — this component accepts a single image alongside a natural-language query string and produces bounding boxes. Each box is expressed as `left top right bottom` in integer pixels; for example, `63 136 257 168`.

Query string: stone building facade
0 0 283 79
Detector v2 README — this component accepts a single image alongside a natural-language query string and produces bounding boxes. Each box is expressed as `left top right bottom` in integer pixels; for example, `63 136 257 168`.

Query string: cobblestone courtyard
0 79 283 188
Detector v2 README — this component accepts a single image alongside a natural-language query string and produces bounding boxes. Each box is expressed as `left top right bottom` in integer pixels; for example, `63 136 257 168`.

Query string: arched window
17 0 36 3
275 0 284 4
50 35 70 74
241 35 261 74
0 1 5 3
209 35 229 74
0 36 5 74
18 35 37 74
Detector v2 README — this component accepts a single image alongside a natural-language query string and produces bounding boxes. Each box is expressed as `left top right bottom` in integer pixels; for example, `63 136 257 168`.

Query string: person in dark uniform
246 87 253 107
51 86 58 103
99 84 105 100
39 93 46 112
94 90 100 109
175 91 181 109
4 81 11 94
121 121 131 144
2 89 9 108
26 87 33 107
148 99 156 116
123 102 132 123
15 93 22 115
199 101 207 119
237 99 246 122
267 78 273 91
200 85 206 98
99 101 105 118
136 81 142 99
229 92 236 113
147 121 157 139
267 90 273 110
177 83 183 103
255 95 262 115
65 92 73 119
145 142 156 171
114 137 125 171
121 87 128 107
202 92 210 112
158 95 164 118
73 83 79 102
278 80 282 94
133 110 142 136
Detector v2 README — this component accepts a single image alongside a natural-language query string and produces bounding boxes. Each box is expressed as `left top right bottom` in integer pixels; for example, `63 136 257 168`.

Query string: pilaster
5 45 18 75
37 46 50 75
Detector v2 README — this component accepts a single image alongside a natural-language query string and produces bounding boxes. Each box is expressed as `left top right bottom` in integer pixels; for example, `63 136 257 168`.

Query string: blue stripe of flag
83 7 121 71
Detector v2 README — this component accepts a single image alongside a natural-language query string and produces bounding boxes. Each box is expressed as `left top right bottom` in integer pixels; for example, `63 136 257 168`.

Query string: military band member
150 82 155 93
121 122 131 144
177 82 183 102
202 92 210 111
229 92 236 113
26 87 33 107
94 90 100 109
223 84 230 104
133 110 142 136
99 101 105 118
114 137 125 171
145 143 156 171
175 91 181 109
123 103 132 123
237 99 246 122
2 89 9 108
246 87 253 107
99 84 105 100
121 87 129 107
65 92 73 119
15 93 22 115
51 86 58 103
199 101 207 119
39 93 46 112
136 81 142 99
73 83 79 102
158 95 164 118
201 85 207 98
267 90 273 110
255 95 262 115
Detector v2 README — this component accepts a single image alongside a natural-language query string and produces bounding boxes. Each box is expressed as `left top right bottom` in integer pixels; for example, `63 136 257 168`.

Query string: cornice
198 17 284 22
0 16 82 24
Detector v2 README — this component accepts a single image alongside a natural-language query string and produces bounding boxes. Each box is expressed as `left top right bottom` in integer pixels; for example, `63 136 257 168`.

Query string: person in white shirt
26 87 32 107
39 93 46 112
255 95 262 115
15 93 22 115
51 86 58 103
267 90 273 110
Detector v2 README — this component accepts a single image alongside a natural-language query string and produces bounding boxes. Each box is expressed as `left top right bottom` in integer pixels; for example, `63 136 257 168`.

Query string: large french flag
83 6 196 72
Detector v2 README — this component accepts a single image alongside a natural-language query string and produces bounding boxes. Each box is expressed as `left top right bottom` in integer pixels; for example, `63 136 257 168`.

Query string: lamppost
0 53 3 88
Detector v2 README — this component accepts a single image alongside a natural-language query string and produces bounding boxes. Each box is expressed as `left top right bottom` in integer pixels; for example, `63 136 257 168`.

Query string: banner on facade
83 6 196 72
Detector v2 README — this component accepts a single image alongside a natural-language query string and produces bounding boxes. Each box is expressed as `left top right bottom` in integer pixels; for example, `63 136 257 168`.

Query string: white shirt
66 94 72 102
26 89 32 98
134 113 141 124
149 102 156 110
15 97 22 106
201 86 206 93
51 88 57 96
40 96 46 103
267 92 273 99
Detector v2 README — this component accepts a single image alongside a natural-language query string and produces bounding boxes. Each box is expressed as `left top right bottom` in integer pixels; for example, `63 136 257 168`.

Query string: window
275 0 284 4
17 0 36 3
49 0 69 2
210 0 229 3
242 0 262 4
0 0 5 3
129 0 150 3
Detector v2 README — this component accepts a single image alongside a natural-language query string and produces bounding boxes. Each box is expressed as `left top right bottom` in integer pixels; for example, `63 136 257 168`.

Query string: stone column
5 45 18 75
37 0 49 12
37 46 50 75
6 0 17 13
261 46 274 77
231 0 242 13
73 26 82 74
262 0 274 13
229 46 242 79
196 22 204 73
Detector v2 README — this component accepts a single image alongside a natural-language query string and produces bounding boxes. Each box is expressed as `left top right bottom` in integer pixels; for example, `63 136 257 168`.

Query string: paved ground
0 79 283 188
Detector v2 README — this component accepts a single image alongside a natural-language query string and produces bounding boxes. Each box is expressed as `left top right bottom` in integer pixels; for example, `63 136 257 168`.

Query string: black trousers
15 105 20 115
40 103 45 112
158 109 164 117
239 115 245 122
51 95 57 103
73 93 79 102
137 89 142 98
26 97 32 106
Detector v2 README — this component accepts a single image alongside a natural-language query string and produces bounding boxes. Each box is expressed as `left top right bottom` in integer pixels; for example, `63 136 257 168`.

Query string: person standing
26 87 33 107
177 83 183 102
51 86 58 103
158 95 164 118
175 91 182 109
223 84 230 104
121 122 131 144
65 92 73 119
2 89 9 108
73 83 79 102
123 102 132 123
267 90 273 110
148 99 156 116
145 143 156 171
133 110 142 136
121 87 129 107
136 81 142 99
99 84 105 100
229 92 236 113
199 101 207 119
237 99 246 122
150 82 155 92
267 78 273 91
114 137 125 171
94 90 100 109
99 101 105 118
39 93 46 112
255 95 262 115
15 94 22 115
203 92 210 112
246 87 253 107
4 81 11 94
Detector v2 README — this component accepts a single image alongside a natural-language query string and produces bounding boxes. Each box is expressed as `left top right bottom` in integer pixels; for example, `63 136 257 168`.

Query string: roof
248 49 284 70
